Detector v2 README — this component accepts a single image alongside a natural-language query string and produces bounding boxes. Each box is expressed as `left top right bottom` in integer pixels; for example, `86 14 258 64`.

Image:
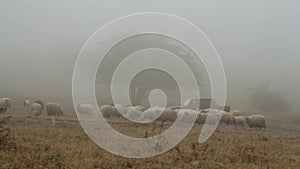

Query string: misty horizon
1 0 299 113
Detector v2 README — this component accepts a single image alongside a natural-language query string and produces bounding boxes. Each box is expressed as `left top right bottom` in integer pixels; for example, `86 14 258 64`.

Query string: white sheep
142 107 164 122
0 98 11 107
141 107 178 126
99 104 128 118
231 110 243 117
233 116 248 128
112 104 131 117
134 105 146 112
200 109 210 114
177 109 198 124
31 103 43 116
34 100 44 110
220 111 234 125
125 107 143 121
114 105 144 117
196 113 207 124
245 115 267 129
196 109 221 125
100 105 114 118
0 98 11 113
157 108 178 126
45 102 64 116
76 104 94 115
23 99 31 108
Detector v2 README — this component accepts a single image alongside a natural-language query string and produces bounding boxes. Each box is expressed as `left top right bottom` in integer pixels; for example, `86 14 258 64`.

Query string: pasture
0 110 299 169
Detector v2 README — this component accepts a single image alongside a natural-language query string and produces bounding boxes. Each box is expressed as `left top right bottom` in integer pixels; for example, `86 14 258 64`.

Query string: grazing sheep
126 107 143 121
34 100 44 110
113 104 128 116
157 109 178 127
45 102 64 116
231 110 243 117
110 105 119 117
220 112 234 125
0 98 11 108
196 109 221 125
134 105 146 112
177 109 198 124
31 103 43 116
200 109 210 114
100 105 114 118
245 115 267 129
23 99 31 108
196 113 207 124
142 107 164 122
100 104 127 118
142 107 178 126
77 104 94 115
0 98 11 113
233 116 248 128
110 104 131 117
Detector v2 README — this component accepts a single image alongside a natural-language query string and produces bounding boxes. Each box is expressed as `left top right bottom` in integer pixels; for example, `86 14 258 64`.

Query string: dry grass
0 111 299 169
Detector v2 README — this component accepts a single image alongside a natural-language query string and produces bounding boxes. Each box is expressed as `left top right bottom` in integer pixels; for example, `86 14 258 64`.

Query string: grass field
0 111 300 169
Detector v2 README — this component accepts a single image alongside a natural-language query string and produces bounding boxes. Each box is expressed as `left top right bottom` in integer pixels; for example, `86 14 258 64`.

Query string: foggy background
1 0 299 114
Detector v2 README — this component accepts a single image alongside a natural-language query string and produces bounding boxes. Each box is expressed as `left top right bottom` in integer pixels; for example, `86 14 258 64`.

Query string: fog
1 0 299 113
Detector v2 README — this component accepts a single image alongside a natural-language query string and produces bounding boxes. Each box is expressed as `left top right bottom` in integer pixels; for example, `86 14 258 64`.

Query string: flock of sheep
0 97 267 129
0 97 64 117
99 104 267 129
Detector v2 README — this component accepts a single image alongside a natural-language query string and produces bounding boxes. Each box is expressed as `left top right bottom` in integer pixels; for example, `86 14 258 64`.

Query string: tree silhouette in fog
95 33 206 106
248 82 290 112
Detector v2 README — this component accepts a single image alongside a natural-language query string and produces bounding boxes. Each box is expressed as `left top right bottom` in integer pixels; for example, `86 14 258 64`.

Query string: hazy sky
1 0 299 110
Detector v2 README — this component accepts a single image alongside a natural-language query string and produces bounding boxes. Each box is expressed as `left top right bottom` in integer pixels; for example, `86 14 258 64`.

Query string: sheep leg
160 121 165 128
